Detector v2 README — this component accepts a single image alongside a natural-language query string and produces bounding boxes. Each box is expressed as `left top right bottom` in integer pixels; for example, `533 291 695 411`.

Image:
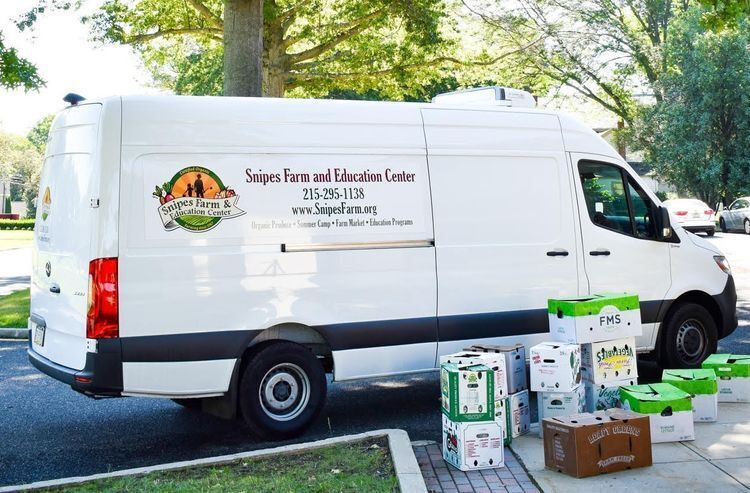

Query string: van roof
68 95 622 160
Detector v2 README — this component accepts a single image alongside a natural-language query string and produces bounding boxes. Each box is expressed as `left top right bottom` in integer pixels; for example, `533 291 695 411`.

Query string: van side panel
422 109 581 355
117 99 437 394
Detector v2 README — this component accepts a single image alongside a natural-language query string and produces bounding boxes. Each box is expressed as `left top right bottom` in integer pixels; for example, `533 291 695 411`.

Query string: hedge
0 219 35 230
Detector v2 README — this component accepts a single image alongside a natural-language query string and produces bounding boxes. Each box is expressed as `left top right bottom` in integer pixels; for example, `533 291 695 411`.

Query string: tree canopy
631 10 750 205
86 0 549 98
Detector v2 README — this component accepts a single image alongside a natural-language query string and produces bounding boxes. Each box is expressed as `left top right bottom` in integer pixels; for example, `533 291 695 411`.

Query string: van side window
578 161 656 240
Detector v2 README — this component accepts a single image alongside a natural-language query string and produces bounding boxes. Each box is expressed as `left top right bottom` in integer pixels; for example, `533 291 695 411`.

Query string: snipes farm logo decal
152 166 245 232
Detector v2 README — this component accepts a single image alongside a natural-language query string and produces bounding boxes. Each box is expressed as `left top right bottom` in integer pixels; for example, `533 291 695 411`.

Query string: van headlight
714 256 732 275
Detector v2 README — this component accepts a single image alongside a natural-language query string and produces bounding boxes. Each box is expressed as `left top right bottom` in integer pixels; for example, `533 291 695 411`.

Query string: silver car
719 196 750 234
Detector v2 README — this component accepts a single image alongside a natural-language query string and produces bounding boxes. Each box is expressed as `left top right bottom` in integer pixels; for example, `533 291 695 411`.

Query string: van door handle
589 249 611 256
546 250 569 257
49 284 60 294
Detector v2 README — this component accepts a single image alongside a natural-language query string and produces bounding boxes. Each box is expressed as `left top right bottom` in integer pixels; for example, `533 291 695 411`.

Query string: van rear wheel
720 217 727 233
239 341 326 440
660 303 717 368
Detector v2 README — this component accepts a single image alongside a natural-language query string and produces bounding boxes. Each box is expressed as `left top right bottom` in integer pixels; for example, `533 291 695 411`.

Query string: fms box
548 293 641 344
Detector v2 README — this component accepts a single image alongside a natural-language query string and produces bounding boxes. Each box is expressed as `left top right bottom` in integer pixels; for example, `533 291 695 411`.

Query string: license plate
33 323 46 347
692 212 700 218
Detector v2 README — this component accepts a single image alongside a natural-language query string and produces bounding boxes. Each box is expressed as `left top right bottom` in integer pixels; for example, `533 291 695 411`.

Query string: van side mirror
656 206 673 241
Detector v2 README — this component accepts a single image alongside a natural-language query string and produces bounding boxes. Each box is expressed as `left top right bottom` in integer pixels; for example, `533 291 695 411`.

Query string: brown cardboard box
542 409 652 478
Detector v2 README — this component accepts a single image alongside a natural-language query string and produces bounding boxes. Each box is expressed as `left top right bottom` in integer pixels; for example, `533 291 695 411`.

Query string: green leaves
631 9 750 204
0 34 44 91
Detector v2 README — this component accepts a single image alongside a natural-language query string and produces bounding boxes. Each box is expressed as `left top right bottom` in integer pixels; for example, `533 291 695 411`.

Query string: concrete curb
0 328 27 339
0 428 427 493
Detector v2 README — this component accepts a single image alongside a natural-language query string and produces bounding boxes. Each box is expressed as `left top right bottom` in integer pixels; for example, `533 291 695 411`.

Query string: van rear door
30 103 102 371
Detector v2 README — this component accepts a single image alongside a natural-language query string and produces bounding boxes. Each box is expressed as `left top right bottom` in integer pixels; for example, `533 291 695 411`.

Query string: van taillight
706 209 714 215
87 258 119 339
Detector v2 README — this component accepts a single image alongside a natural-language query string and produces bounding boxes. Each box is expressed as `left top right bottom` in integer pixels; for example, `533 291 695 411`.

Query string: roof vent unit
432 86 536 108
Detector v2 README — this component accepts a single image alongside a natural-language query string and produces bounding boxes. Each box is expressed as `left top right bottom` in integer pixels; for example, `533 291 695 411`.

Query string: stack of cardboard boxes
529 342 584 437
466 344 530 441
547 293 641 412
440 353 505 471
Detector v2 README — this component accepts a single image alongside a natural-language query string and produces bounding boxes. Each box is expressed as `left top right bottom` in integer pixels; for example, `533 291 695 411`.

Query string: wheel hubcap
745 221 750 234
676 319 707 364
259 363 310 421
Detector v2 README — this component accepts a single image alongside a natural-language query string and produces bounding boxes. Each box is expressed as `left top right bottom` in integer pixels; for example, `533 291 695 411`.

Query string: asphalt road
1 232 750 487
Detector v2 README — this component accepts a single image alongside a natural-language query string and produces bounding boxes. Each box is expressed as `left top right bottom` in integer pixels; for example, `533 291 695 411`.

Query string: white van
28 89 737 439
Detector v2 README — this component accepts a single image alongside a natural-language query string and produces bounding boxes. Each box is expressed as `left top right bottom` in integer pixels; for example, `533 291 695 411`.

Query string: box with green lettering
441 363 495 422
548 293 641 344
702 354 750 402
619 383 694 443
662 369 718 422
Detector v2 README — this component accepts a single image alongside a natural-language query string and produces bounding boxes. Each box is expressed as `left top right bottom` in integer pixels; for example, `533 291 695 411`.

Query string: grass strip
0 288 29 328
45 437 399 493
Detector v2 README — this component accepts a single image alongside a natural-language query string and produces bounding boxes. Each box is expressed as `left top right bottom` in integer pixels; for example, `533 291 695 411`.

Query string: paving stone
474 488 492 493
501 478 519 487
457 484 475 493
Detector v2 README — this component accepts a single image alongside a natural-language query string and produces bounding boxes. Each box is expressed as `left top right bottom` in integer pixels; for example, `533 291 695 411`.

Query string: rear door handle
546 250 569 257
589 249 611 256
49 284 60 294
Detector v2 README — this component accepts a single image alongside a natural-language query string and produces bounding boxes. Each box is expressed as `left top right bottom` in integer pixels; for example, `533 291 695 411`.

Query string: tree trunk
263 22 287 97
224 0 263 97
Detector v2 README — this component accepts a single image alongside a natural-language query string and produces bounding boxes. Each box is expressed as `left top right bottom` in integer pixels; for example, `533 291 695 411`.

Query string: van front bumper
28 339 123 397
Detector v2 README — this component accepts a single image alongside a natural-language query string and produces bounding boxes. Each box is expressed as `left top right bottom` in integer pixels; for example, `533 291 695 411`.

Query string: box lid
662 369 718 394
441 362 491 373
702 354 750 377
619 383 693 413
548 293 640 317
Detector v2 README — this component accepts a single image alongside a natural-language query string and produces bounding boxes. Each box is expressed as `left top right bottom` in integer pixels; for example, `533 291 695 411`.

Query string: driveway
1 233 749 487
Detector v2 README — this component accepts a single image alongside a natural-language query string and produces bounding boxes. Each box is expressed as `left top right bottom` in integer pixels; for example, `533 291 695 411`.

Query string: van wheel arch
246 323 333 374
656 292 721 367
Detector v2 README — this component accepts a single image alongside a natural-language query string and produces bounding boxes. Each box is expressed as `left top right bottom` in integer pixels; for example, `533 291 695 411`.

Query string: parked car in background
719 197 750 234
663 199 716 236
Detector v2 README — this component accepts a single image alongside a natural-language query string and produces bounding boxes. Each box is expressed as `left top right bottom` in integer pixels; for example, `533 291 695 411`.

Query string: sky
0 0 157 135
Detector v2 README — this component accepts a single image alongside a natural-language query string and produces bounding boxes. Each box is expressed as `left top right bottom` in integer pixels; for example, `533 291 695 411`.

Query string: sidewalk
512 402 750 492
414 443 540 493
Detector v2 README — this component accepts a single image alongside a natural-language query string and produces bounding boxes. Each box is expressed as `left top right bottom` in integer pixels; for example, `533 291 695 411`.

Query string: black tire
745 219 750 235
706 228 715 237
659 303 718 369
720 217 727 233
239 341 326 440
171 398 203 410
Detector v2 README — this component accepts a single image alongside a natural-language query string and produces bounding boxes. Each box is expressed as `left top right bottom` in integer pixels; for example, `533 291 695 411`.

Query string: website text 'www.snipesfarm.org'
291 201 379 217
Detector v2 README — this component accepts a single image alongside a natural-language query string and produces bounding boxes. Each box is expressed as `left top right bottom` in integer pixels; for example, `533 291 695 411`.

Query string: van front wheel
239 341 326 440
660 303 717 368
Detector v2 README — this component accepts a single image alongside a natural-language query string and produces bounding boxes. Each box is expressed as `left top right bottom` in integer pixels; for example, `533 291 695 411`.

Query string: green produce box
662 369 718 395
619 383 694 443
441 363 495 422
662 369 718 422
548 293 641 344
702 354 750 402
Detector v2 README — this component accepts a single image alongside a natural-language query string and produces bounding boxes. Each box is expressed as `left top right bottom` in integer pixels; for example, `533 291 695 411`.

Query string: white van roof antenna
431 86 536 108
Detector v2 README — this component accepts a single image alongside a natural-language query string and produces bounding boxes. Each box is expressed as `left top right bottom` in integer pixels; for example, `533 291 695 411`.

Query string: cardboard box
584 378 637 412
494 397 510 445
466 344 527 393
441 363 494 422
537 385 586 437
702 354 750 402
506 390 531 438
548 293 642 344
581 337 638 384
440 351 509 400
619 383 695 443
542 409 652 478
442 414 504 471
662 369 718 422
530 342 582 392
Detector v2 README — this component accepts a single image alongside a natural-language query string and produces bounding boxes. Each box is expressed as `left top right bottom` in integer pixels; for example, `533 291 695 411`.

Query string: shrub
0 219 34 230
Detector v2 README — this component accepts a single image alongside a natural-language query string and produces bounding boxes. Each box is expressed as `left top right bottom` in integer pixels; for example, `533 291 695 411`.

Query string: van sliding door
422 109 581 359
